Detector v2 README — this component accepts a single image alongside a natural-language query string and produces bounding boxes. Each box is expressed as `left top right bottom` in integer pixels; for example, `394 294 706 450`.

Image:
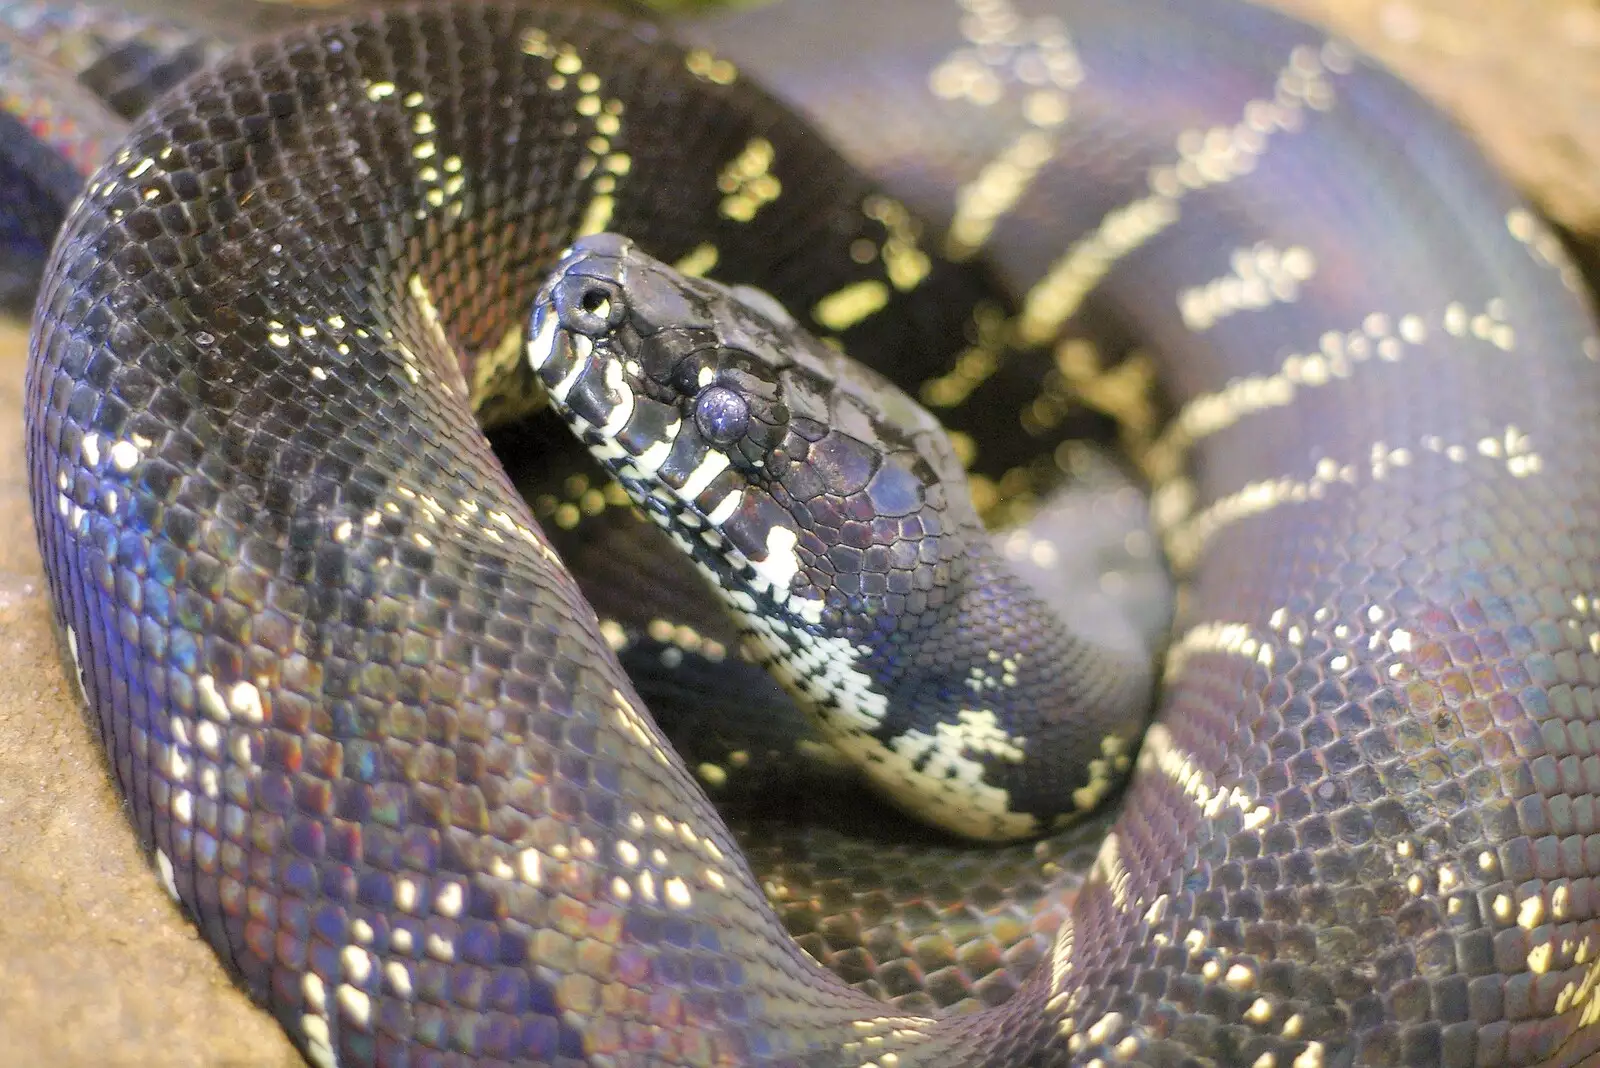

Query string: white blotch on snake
435 882 464 917
385 961 414 998
518 848 542 886
196 676 228 721
425 932 454 961
633 434 676 476
750 524 801 595
676 449 730 502
524 309 558 370
706 491 741 526
154 849 180 902
300 1014 337 1068
227 681 264 722
548 334 593 402
597 360 634 435
64 625 87 702
337 985 372 1027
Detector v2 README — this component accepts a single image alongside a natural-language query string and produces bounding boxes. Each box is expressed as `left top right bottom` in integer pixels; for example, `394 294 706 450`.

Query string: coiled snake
7 0 1600 1065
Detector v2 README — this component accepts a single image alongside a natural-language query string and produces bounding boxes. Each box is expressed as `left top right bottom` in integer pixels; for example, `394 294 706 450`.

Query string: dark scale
8 0 1600 1066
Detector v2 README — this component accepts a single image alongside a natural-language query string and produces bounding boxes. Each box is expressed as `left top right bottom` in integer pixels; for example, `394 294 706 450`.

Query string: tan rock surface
1276 0 1600 237
0 318 302 1066
0 2 1596 1064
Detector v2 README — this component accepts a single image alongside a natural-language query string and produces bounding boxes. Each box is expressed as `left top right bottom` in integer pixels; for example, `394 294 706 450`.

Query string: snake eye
694 385 749 445
554 274 625 334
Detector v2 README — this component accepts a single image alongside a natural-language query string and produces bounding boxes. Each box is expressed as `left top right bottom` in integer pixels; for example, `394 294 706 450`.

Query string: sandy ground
0 2 1596 1064
0 313 303 1065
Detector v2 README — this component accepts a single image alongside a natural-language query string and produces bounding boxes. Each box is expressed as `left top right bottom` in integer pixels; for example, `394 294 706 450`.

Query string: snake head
529 234 974 636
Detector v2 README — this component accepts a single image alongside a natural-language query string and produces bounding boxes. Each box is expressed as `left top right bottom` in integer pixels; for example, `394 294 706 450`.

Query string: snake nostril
556 274 624 333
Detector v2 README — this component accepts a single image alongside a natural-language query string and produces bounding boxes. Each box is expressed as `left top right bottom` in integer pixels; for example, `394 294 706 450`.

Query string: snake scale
7 0 1600 1064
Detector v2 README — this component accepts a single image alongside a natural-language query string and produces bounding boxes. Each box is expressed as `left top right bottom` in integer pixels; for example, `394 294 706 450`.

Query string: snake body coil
10 0 1600 1065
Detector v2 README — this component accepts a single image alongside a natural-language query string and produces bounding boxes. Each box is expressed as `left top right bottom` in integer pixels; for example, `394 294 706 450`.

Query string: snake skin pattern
9 0 1600 1065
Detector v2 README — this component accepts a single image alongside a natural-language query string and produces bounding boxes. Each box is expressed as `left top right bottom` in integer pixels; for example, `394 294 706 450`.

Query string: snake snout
528 257 617 386
529 238 633 366
527 242 645 436
553 272 626 336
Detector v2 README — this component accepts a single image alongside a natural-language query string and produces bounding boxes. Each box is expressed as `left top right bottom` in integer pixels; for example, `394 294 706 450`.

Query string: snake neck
726 535 1153 841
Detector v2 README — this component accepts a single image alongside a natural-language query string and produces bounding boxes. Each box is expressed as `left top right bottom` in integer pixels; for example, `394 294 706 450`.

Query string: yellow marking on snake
522 29 627 235
929 0 1082 108
1070 1012 1128 1058
946 129 1059 261
919 302 1008 408
862 195 933 291
578 193 614 236
519 26 554 57
674 242 719 278
1506 207 1586 295
1139 721 1274 831
639 617 728 662
1162 426 1543 571
1026 339 1159 450
814 280 890 332
1144 301 1514 483
1090 833 1132 913
684 48 738 85
1178 243 1316 331
718 137 781 222
1553 940 1600 1026
530 474 631 534
926 0 1081 259
406 273 471 396
1047 914 1076 1005
1068 733 1132 813
467 321 537 415
1018 41 1354 345
1294 1043 1328 1068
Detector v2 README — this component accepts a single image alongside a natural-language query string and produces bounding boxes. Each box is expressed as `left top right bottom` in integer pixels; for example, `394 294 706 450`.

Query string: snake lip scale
9 0 1600 1065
